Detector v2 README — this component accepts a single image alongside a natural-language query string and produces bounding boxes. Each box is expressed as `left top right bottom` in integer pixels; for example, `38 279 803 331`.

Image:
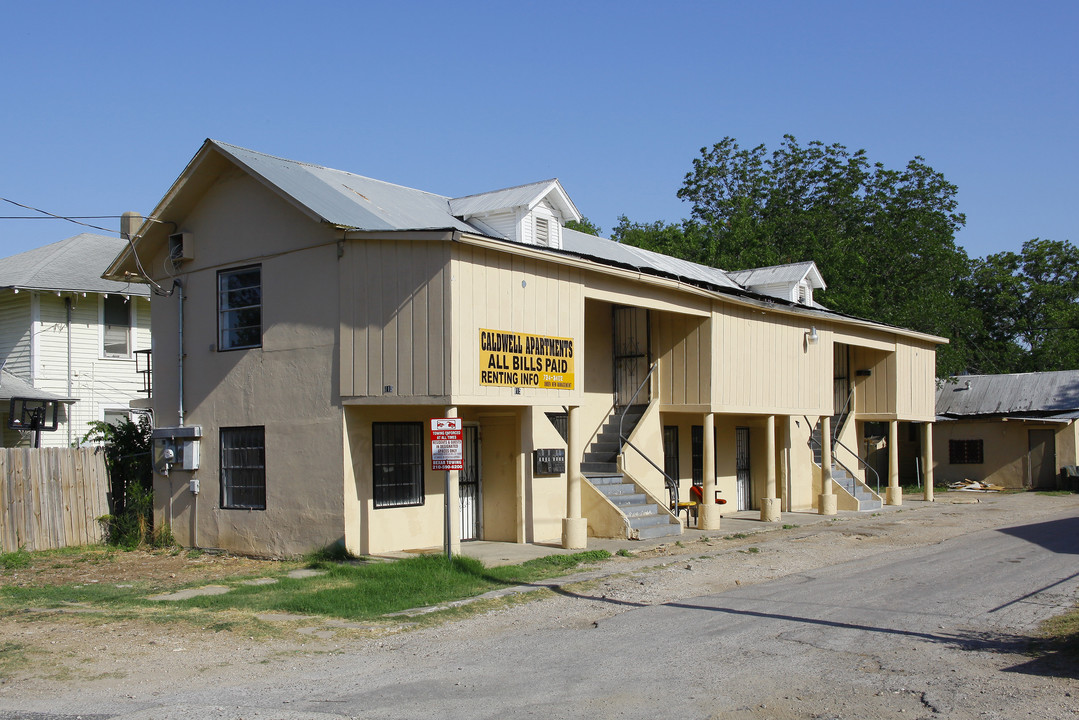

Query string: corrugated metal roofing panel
727 261 821 288
213 141 476 233
448 180 558 217
0 234 150 296
936 370 1079 416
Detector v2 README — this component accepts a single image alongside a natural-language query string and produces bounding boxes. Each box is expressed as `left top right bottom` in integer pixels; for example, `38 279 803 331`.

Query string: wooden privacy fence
0 447 110 553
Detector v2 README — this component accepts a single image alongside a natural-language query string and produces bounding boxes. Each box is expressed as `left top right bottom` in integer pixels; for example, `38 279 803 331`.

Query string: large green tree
614 136 975 376
967 238 1079 373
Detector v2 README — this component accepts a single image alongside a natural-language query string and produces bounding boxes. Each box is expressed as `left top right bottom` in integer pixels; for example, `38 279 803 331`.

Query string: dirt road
1 492 1076 719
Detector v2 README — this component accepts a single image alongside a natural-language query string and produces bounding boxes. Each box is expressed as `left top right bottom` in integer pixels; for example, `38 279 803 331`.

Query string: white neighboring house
0 233 151 447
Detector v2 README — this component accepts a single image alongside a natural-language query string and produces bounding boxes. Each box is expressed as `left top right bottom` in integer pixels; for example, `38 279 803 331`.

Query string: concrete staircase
588 474 682 540
581 404 680 540
830 468 882 511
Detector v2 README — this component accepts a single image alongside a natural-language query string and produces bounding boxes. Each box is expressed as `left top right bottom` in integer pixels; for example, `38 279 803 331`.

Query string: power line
0 215 125 220
0 197 118 234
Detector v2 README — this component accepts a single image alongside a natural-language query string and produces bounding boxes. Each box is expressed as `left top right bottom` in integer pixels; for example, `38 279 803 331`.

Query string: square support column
818 415 837 515
699 412 721 530
760 414 781 522
922 422 934 502
885 419 902 506
562 405 587 549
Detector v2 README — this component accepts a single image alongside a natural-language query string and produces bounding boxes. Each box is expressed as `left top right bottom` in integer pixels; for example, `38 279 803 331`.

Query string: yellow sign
479 329 575 390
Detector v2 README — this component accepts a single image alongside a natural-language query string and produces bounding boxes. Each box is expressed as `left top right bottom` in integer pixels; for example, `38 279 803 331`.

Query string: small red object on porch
690 485 727 505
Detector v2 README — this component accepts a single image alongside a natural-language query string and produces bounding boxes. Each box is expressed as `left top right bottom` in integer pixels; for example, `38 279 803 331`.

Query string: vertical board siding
340 239 451 398
451 244 582 400
712 303 823 413
0 447 108 552
0 290 32 379
655 311 709 406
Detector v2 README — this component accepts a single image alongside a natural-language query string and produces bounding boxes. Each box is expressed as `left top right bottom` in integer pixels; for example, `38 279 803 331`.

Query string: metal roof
726 261 826 290
0 370 76 403
449 179 581 221
936 370 1079 417
561 228 743 290
0 233 150 296
213 141 477 233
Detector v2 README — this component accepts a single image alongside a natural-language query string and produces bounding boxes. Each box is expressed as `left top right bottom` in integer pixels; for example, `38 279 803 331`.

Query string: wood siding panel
340 239 451 398
712 302 825 414
450 245 582 402
655 311 708 407
0 290 31 379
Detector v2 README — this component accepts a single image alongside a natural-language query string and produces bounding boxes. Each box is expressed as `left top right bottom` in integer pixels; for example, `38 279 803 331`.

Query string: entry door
663 426 680 497
736 426 751 510
612 306 650 405
459 426 481 540
1028 429 1056 489
833 344 850 414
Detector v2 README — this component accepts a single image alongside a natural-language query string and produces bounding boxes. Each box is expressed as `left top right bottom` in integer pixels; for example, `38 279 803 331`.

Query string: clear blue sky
2 1 1075 262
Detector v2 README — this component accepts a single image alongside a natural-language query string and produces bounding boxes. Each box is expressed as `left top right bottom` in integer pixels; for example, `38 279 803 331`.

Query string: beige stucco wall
933 418 1078 489
150 170 346 556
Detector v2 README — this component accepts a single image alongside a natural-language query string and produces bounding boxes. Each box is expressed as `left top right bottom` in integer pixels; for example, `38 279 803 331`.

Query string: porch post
562 405 587 549
699 412 721 530
922 422 934 502
445 406 461 556
885 419 902 505
760 415 780 522
818 415 837 515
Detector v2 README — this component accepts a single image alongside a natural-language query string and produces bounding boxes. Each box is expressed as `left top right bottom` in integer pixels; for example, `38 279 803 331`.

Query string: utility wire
0 197 118 234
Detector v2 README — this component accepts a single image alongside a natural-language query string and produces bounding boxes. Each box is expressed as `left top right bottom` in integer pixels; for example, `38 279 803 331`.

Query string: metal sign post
431 418 464 559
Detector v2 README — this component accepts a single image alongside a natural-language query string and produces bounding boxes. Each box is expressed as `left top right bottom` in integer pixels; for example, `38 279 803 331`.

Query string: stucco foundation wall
787 416 818 511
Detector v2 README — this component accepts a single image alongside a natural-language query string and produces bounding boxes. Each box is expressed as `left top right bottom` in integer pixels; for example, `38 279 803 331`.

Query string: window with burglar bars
948 439 984 465
691 425 703 487
221 426 266 509
218 265 262 350
373 422 425 508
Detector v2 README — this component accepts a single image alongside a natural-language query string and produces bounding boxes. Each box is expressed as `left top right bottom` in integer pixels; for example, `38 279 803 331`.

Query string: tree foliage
614 136 976 375
967 238 1079 373
565 217 602 236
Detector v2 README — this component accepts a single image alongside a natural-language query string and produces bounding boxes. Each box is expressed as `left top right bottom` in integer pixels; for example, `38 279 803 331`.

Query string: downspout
65 297 72 445
176 280 184 427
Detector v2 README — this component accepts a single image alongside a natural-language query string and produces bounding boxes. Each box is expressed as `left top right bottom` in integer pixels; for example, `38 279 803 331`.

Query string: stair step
636 522 682 540
628 514 669 530
598 483 637 496
608 493 648 506
581 462 618 474
586 474 624 486
619 503 658 517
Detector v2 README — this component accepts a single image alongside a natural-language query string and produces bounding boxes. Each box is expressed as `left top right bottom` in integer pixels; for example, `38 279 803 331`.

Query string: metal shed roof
726 261 826 290
936 370 1079 417
0 233 149 296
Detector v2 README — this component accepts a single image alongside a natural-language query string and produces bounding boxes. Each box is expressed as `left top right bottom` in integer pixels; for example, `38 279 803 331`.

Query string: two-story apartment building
105 140 943 557
0 233 151 447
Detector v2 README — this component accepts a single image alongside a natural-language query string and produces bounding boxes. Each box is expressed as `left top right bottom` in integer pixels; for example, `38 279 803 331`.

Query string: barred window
949 439 984 465
373 422 425 508
691 425 703 487
221 426 266 509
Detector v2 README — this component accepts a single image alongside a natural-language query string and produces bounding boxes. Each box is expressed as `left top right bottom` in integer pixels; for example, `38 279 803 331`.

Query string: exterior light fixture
806 326 819 344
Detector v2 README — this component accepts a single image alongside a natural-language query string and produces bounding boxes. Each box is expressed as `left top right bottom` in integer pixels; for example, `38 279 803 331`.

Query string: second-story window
102 294 131 357
218 265 262 351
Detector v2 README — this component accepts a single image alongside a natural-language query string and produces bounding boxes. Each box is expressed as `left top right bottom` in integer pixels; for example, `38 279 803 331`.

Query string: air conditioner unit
168 232 194 262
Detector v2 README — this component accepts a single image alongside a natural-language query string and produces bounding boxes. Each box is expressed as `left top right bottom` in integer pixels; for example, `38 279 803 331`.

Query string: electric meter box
152 426 202 473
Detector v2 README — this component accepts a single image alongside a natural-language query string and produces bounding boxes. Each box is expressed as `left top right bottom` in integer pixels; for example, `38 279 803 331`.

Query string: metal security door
736 426 751 510
612 306 650 405
1028 429 1056 489
459 426 481 540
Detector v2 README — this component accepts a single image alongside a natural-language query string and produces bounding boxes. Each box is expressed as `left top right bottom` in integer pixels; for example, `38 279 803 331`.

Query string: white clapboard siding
0 290 32 379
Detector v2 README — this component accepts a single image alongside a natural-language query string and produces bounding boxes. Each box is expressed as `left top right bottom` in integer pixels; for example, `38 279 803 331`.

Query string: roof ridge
450 178 558 202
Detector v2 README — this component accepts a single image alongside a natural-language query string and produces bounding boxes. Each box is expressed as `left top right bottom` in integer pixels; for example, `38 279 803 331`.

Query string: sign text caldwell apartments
479 329 574 390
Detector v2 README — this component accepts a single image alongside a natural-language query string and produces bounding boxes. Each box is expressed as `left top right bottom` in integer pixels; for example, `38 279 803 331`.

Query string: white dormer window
535 217 550 246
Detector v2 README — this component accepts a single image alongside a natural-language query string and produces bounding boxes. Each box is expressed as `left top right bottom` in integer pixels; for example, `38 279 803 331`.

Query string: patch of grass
781 524 798 530
616 548 634 558
675 541 685 548
1035 490 1073 497
0 547 32 570
1033 603 1079 657
305 543 361 564
726 533 749 540
744 547 760 554
186 548 204 559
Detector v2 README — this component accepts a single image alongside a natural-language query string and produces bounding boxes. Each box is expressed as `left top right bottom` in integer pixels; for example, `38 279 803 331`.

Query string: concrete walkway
376 499 931 567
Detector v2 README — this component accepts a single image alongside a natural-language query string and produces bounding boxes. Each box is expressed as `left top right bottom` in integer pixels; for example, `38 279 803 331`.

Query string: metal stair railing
804 414 881 497
617 362 679 510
